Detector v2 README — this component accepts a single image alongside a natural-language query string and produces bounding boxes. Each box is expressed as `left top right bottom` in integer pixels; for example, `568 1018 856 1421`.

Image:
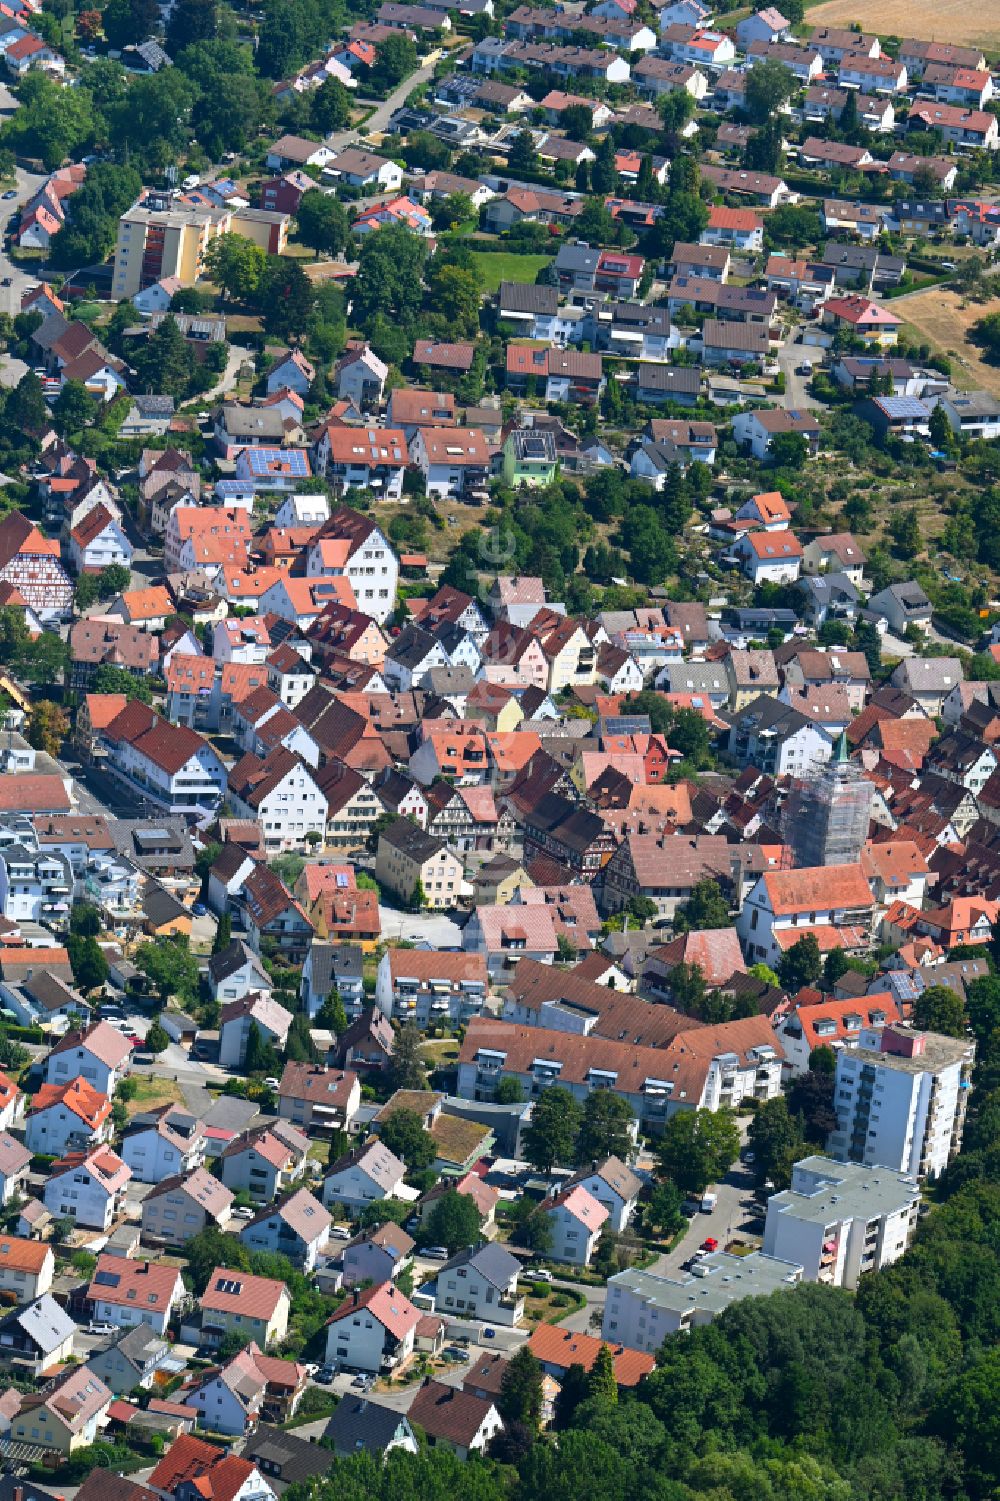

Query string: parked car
315 1366 336 1384
191 901 207 917
700 1237 719 1253
482 1327 496 1340
531 1268 554 1283
700 1191 718 1213
330 1225 351 1240
423 1245 449 1259
264 1077 280 1090
232 1205 255 1221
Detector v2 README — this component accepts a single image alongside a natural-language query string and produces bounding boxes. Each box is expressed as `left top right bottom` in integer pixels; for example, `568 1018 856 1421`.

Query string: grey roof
425 664 478 696
727 693 813 739
387 624 440 670
322 1396 414 1456
946 390 1000 419
439 1240 521 1288
378 816 448 864
554 242 600 276
894 657 964 691
135 38 171 67
636 363 700 393
131 395 175 416
242 1424 332 1488
497 281 559 315
110 818 194 872
0 1130 30 1177
103 1323 168 1368
208 937 271 986
142 882 189 927
215 404 286 440
306 940 363 994
13 1294 77 1355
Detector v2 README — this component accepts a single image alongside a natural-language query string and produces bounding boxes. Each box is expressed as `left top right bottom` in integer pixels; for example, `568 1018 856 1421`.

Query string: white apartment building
827 1024 974 1179
305 509 399 624
602 1252 803 1347
763 1155 919 1289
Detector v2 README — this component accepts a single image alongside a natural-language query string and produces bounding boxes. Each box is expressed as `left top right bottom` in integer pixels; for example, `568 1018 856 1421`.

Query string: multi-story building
305 507 399 625
763 1155 919 1288
141 1167 234 1243
43 1147 131 1231
113 194 289 300
375 819 464 911
374 949 488 1026
827 1024 975 1179
602 1253 803 1346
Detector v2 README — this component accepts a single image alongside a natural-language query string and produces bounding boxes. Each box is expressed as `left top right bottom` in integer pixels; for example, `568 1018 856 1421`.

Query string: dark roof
208 937 269 985
378 816 448 864
242 1425 332 1488
497 281 559 315
306 941 363 993
322 1397 413 1455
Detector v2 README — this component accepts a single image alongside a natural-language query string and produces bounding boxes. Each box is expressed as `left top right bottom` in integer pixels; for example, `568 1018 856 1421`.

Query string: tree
166 0 217 55
507 128 538 177
575 1091 634 1165
6 370 47 433
498 1345 543 1430
260 257 315 342
619 505 675 585
523 1085 583 1174
786 1068 839 1144
590 136 618 195
888 506 922 560
370 33 417 91
145 1020 169 1055
553 1362 589 1429
212 912 231 954
423 1188 482 1255
101 0 158 48
495 1076 524 1104
245 1019 280 1075
511 1197 553 1253
745 59 795 123
92 665 153 703
769 431 809 468
70 901 101 938
135 935 199 1006
318 990 348 1033
53 379 96 438
809 1044 836 1073
424 262 481 338
192 73 264 158
587 1344 618 1406
310 76 352 133
779 933 822 992
673 879 730 934
296 189 349 259
67 933 108 993
132 315 196 400
379 1107 436 1170
747 1096 805 1189
352 226 428 329
203 233 266 305
27 700 68 757
285 1012 317 1063
913 985 967 1038
16 632 68 688
645 1180 684 1236
656 1107 739 1195
388 1022 427 1092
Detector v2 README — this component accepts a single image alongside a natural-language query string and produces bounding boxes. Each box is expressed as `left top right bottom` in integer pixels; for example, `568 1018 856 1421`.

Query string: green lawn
470 251 553 293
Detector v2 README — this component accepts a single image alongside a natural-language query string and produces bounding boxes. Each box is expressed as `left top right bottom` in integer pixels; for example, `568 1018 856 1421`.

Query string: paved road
0 134 48 320
325 55 442 152
776 329 821 411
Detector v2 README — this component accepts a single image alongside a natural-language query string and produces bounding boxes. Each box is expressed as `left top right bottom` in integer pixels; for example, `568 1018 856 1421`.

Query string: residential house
218 1123 310 1204
324 1282 420 1375
276 1062 361 1134
218 993 293 1069
433 1243 522 1324
321 1140 406 1214
196 1267 291 1350
86 1254 185 1336
375 819 464 910
339 1223 414 1288
9 1365 112 1455
43 1148 130 1232
25 1078 111 1157
736 864 876 968
238 1189 332 1271
141 1168 234 1243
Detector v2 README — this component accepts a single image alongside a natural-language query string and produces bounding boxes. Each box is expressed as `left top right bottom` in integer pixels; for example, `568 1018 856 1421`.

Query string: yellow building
113 197 289 301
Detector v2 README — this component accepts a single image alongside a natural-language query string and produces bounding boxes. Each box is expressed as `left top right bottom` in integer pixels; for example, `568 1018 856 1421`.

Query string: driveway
647 1160 761 1280
776 329 822 411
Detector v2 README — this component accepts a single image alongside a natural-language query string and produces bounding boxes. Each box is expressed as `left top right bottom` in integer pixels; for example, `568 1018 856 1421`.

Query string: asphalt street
325 54 443 153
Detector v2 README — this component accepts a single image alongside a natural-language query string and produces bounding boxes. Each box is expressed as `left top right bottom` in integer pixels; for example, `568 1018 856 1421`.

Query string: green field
470 251 553 293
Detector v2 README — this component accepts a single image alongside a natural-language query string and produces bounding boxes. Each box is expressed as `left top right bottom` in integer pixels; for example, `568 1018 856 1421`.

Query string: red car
700 1237 719 1253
